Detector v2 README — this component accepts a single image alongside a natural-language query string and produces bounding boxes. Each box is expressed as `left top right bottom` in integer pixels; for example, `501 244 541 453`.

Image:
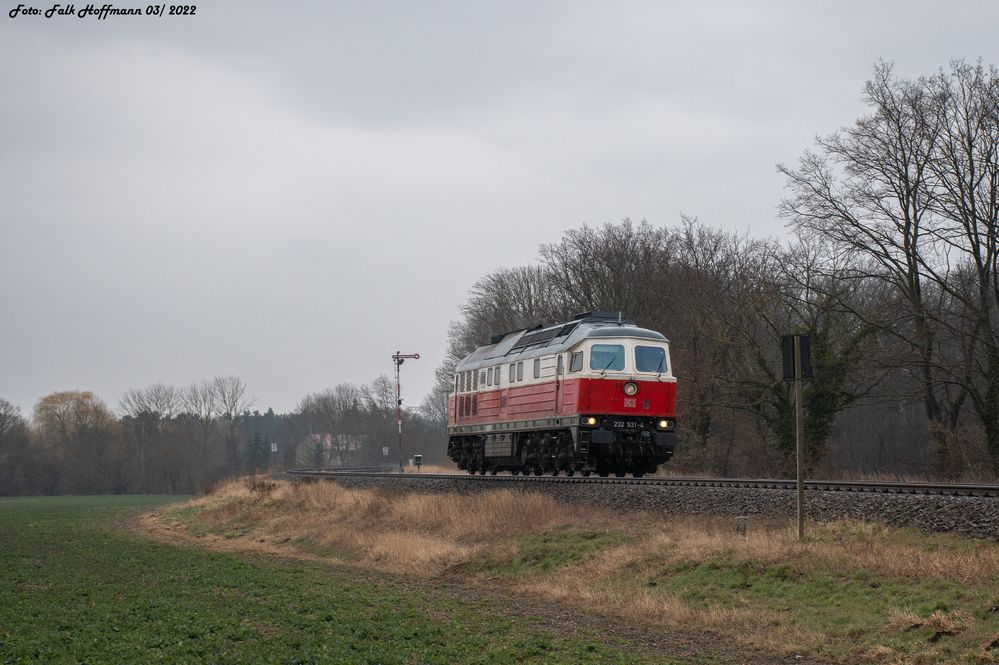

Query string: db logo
623 398 637 408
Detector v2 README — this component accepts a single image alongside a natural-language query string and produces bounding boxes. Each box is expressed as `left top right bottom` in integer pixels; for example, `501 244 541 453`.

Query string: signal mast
391 351 420 471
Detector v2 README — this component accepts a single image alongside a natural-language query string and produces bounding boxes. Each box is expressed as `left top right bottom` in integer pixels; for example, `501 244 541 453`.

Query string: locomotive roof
456 312 668 371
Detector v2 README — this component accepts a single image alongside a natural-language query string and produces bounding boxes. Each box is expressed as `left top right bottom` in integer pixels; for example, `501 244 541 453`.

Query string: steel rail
285 469 999 497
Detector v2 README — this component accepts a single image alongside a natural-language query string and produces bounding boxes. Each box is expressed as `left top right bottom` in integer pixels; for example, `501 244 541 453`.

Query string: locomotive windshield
635 345 668 373
590 344 625 371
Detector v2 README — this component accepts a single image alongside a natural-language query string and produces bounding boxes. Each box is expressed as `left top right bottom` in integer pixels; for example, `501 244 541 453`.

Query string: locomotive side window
569 351 583 372
533 358 540 379
509 364 515 382
635 345 668 373
517 361 524 381
590 344 625 371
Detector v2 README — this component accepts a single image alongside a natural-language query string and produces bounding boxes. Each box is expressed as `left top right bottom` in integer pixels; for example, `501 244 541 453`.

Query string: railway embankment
302 472 999 541
162 476 999 664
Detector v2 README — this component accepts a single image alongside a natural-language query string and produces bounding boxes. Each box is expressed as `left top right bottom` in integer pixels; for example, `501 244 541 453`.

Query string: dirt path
129 510 833 664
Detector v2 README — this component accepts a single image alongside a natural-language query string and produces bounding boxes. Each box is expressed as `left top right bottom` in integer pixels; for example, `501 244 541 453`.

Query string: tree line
426 60 999 480
2 60 994 492
0 375 446 496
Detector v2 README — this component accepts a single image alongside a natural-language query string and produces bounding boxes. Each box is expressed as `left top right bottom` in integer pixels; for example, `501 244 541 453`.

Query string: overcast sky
2 0 997 416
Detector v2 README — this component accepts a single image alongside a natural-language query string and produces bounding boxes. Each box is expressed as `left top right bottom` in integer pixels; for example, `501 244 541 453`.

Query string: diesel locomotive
447 311 677 477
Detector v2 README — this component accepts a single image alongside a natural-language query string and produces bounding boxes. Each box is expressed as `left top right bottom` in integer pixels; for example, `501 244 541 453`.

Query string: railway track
286 469 999 498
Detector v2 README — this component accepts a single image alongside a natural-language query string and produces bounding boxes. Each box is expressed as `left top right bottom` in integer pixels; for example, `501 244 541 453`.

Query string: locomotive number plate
613 420 642 429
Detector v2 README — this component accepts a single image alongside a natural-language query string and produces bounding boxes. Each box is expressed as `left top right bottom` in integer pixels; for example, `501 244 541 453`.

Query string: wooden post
794 335 805 542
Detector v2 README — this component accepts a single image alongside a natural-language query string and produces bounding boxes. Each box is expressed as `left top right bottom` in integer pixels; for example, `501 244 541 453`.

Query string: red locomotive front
447 311 676 477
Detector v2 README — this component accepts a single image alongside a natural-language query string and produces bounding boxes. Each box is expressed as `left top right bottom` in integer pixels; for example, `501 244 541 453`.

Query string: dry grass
173 476 606 574
159 475 999 663
402 463 461 474
180 474 999 583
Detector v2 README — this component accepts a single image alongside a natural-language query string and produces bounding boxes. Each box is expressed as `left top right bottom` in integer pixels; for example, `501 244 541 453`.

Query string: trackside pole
391 351 420 472
782 333 811 543
794 335 804 542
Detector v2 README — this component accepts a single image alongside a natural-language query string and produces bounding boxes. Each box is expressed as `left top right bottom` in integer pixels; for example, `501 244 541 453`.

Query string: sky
2 0 997 417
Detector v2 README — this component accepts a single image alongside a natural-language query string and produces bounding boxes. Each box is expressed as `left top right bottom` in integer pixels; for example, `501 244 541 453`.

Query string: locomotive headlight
624 382 638 396
657 419 675 430
581 416 598 427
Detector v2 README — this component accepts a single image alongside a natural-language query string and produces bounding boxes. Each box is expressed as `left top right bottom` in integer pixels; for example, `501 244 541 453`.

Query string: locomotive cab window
590 344 625 372
569 351 583 372
635 345 668 373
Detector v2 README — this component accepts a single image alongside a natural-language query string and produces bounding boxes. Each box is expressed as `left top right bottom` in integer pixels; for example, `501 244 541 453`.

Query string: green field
0 496 679 664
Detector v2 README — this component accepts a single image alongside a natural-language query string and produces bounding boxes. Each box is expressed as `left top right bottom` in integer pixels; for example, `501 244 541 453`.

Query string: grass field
7 485 999 664
161 478 999 664
0 495 688 664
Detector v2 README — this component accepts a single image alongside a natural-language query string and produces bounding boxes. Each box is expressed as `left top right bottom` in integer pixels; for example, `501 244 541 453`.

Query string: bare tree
780 60 999 474
181 380 218 477
0 399 35 495
119 384 180 492
212 375 254 474
298 384 361 467
120 383 179 419
32 391 122 493
923 61 999 467
419 355 454 429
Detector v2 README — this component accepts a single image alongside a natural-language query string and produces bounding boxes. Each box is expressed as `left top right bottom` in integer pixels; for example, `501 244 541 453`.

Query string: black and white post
392 351 420 472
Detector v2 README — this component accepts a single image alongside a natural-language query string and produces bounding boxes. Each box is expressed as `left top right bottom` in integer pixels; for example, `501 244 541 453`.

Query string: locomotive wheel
490 468 497 475
511 468 520 476
598 471 609 478
550 469 559 477
533 466 543 476
614 471 626 478
566 469 575 477
582 470 591 477
633 471 645 478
